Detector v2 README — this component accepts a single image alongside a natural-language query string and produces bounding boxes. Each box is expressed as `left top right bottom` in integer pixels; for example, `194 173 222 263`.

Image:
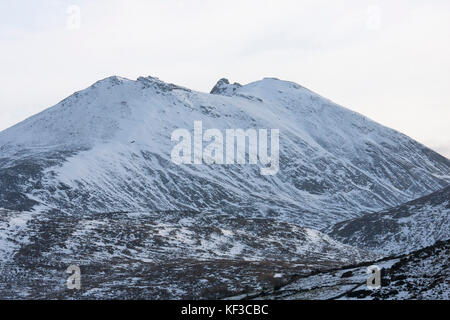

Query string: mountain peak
92 75 131 88
244 77 304 92
137 75 191 93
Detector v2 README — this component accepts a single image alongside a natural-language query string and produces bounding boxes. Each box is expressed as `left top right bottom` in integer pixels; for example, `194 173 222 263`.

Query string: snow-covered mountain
0 75 448 228
0 75 449 299
326 186 450 256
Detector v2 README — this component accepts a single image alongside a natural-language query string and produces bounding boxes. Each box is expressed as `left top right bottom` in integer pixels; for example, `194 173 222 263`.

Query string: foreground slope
326 186 450 256
0 76 449 228
239 240 449 300
0 209 375 299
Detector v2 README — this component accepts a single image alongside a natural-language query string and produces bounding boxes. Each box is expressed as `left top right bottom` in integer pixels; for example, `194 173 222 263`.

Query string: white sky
1 0 449 157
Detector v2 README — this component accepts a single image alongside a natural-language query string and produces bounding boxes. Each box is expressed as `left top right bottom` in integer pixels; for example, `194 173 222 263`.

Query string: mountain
0 75 449 299
326 186 450 256
239 239 450 300
0 75 449 229
0 208 376 299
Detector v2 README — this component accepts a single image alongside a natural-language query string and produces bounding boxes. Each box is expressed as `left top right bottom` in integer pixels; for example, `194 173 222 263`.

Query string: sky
1 0 449 157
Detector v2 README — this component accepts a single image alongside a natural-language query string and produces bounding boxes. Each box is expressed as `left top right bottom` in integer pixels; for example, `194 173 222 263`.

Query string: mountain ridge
326 185 450 256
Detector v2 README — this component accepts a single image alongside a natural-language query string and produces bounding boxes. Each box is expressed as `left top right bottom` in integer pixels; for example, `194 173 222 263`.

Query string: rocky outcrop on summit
210 78 242 95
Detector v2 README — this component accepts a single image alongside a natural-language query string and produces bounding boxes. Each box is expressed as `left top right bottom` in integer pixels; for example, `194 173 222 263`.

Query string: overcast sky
1 0 449 157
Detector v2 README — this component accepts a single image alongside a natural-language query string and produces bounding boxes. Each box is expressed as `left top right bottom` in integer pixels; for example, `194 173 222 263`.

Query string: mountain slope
326 186 450 256
0 76 448 228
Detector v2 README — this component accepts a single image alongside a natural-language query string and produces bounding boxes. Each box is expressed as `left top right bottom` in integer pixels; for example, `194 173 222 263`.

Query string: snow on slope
0 209 35 274
0 75 449 229
0 210 376 299
326 186 450 256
